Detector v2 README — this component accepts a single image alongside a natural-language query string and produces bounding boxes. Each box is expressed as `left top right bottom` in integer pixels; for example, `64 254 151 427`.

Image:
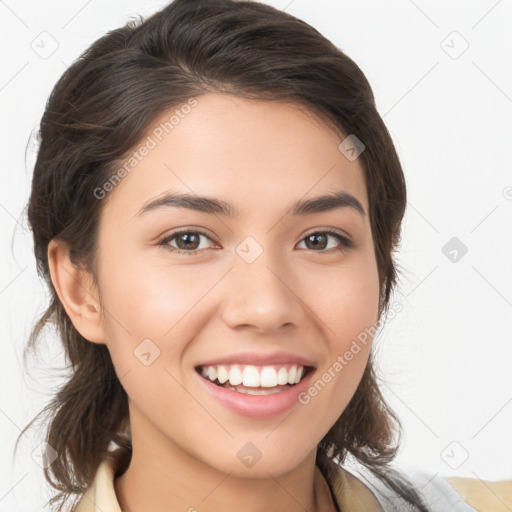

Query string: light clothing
72 454 493 511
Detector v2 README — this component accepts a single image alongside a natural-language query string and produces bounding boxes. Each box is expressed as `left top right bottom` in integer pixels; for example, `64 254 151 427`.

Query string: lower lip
196 369 315 419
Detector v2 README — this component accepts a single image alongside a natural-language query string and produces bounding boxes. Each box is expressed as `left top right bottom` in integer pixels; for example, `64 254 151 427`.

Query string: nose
219 248 305 334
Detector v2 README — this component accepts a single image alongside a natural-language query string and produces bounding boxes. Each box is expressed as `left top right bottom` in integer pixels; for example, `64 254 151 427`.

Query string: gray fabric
341 456 480 512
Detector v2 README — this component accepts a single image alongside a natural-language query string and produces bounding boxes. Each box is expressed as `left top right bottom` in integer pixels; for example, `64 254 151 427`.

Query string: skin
48 93 381 512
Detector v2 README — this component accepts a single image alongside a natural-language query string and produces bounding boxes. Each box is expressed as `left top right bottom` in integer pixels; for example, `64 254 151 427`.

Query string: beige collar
320 457 384 511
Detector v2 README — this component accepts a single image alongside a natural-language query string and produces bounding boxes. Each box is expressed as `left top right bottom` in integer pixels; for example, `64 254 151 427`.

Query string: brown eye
304 233 329 250
297 231 354 253
158 229 353 256
174 232 201 250
159 230 215 255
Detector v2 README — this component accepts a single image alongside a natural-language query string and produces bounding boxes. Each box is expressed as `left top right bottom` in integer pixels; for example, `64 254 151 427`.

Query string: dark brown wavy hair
19 0 428 510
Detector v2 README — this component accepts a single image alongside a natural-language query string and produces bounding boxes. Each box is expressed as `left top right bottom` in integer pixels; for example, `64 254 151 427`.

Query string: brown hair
20 0 428 510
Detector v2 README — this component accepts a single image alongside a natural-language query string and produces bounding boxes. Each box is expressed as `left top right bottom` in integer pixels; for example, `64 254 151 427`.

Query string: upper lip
196 351 316 368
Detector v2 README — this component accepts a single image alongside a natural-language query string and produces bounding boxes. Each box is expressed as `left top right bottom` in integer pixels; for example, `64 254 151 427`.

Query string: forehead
100 93 368 223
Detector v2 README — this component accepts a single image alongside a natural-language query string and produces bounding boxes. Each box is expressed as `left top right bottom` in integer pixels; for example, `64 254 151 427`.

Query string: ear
47 238 107 345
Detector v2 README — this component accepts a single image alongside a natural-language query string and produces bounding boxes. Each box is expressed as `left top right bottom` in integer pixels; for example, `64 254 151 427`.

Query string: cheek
303 253 380 350
298 253 379 415
97 261 198 418
98 245 222 338
96 249 228 390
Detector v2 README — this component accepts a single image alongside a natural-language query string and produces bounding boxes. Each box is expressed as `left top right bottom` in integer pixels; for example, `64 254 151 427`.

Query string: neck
114 408 330 512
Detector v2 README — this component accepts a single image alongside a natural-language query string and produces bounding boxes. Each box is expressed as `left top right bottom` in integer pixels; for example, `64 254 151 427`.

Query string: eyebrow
137 190 366 218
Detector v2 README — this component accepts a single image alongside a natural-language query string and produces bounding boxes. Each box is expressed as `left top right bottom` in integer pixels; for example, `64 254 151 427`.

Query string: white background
1 0 511 509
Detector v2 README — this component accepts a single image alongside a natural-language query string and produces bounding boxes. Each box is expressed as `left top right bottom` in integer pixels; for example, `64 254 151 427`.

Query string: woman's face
93 92 380 477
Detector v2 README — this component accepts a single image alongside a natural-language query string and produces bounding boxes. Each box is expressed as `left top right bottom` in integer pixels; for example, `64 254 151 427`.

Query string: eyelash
157 228 354 256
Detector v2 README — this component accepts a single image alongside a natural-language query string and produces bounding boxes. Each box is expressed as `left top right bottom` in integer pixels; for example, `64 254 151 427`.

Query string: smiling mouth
195 363 315 395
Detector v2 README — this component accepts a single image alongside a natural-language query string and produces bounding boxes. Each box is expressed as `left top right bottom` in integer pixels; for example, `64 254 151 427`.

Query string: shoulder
323 455 482 512
445 476 512 512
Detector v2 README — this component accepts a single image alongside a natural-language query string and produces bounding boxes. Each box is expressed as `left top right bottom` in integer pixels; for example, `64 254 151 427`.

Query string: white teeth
228 366 243 386
199 363 307 388
207 366 217 382
242 365 260 387
260 367 277 387
217 365 229 384
287 365 297 385
277 367 288 385
222 385 283 395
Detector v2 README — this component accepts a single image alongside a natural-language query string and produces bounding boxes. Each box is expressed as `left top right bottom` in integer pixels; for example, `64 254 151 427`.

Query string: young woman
21 0 480 510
